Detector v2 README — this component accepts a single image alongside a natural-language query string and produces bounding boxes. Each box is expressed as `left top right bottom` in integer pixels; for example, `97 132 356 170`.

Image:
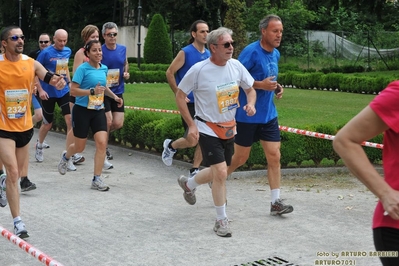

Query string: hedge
46 109 382 169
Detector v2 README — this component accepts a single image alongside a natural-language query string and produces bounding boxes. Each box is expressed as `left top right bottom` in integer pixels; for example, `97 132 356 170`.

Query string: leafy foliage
144 14 173 64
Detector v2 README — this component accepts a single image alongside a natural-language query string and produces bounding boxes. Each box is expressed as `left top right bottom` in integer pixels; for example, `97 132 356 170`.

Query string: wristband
90 88 95 95
43 71 55 84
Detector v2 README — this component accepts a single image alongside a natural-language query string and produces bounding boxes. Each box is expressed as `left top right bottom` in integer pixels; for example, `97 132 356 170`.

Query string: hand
275 84 283 99
260 76 277 91
39 90 49 100
185 97 191 103
95 82 106 94
51 74 66 90
243 104 256 116
381 189 399 220
188 125 199 141
123 72 130 80
114 96 123 108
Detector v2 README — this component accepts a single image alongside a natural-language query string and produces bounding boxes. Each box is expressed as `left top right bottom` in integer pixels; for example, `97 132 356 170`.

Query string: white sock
37 142 43 148
187 176 199 191
215 204 227 221
271 188 280 204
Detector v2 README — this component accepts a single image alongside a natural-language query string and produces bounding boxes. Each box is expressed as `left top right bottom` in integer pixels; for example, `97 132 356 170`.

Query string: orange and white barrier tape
124 106 383 149
0 225 64 266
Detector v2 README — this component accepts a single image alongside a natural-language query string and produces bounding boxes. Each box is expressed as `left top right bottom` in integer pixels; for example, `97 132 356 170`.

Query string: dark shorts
234 117 280 147
182 103 195 138
104 94 124 113
41 93 71 124
72 105 107 139
0 128 34 148
70 95 75 104
373 227 399 266
198 133 234 167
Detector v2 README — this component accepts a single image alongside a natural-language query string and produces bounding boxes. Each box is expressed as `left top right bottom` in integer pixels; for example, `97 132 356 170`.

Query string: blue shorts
234 117 280 147
32 96 41 110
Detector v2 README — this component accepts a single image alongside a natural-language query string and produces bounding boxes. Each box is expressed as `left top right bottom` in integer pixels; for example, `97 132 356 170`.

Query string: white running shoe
35 144 44 162
162 139 176 166
103 158 113 170
0 174 7 207
67 158 76 171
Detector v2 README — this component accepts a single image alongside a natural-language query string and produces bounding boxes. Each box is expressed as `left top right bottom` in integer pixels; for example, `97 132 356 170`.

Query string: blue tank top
175 44 210 102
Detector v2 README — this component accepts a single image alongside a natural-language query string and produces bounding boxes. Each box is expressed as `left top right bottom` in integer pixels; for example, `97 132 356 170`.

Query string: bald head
53 29 68 50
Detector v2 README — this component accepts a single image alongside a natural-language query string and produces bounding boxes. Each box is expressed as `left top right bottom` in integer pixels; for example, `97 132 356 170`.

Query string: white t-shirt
178 58 254 137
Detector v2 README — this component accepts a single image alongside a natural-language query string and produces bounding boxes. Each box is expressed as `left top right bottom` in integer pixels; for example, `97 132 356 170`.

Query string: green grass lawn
124 83 376 127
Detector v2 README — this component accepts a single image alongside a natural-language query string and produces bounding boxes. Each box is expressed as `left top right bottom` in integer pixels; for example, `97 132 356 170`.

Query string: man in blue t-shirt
227 15 294 216
35 29 82 170
101 22 129 166
162 20 210 178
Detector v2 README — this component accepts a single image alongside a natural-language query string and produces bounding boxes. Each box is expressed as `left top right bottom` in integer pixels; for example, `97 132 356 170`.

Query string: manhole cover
236 256 300 266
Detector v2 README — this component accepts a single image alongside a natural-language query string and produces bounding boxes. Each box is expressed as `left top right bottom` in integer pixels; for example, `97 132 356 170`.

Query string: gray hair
102 22 118 35
206 27 233 47
259 14 282 32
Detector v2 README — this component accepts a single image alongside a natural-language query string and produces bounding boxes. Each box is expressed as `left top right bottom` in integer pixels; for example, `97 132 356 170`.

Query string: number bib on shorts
106 69 120 87
216 81 240 113
5 89 28 119
87 93 104 110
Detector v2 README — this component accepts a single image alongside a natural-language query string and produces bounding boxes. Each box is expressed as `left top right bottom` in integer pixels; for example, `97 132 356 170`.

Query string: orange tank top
0 54 34 132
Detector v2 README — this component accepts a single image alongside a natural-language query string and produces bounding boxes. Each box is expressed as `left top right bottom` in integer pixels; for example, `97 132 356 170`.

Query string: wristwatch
90 88 95 95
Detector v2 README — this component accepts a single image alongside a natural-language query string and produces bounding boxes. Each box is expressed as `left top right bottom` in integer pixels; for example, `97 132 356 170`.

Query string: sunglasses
8 35 25 41
106 33 117 37
39 40 50 44
213 42 234 48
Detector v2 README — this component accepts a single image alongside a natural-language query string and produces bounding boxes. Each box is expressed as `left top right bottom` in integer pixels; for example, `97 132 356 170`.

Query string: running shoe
0 174 7 207
213 217 232 237
91 177 110 191
177 175 196 205
20 177 36 192
270 198 294 216
162 139 176 166
14 220 29 239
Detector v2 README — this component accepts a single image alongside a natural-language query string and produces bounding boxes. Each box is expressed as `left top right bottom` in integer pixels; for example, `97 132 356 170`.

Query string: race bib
55 59 69 76
5 89 29 119
216 81 240 114
87 93 104 110
106 69 120 87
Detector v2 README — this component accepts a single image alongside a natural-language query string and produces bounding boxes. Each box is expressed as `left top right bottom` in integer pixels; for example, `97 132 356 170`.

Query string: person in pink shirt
334 81 399 266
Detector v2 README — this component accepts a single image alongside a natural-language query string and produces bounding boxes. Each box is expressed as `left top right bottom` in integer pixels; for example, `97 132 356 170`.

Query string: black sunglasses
213 42 234 48
8 35 25 41
106 33 117 37
39 40 50 44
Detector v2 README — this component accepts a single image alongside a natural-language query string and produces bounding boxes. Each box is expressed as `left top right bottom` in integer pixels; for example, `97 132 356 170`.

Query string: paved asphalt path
0 130 382 266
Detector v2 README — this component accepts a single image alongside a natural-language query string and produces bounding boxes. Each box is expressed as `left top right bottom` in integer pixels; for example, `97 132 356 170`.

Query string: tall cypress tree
144 13 173 64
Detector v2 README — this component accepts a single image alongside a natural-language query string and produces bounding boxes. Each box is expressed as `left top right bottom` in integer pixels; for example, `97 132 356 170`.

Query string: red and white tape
279 126 383 149
0 225 64 266
125 106 383 149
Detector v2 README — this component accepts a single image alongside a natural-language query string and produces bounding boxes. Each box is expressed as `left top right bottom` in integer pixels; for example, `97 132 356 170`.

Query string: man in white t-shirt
175 27 256 237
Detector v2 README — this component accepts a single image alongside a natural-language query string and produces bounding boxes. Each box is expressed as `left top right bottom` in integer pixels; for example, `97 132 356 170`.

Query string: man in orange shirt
0 25 65 238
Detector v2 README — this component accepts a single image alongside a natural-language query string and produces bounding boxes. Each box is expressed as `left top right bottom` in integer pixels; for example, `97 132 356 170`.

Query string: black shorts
70 95 76 104
198 133 234 167
182 103 195 138
72 105 107 139
104 94 124 113
0 128 33 148
41 93 71 124
235 117 280 147
373 227 399 266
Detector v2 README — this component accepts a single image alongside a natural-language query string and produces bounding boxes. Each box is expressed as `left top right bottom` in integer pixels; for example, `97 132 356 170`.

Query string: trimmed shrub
144 14 173 64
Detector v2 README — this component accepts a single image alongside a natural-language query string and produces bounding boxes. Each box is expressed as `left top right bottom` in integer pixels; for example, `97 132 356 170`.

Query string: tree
144 14 173 64
223 0 247 58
